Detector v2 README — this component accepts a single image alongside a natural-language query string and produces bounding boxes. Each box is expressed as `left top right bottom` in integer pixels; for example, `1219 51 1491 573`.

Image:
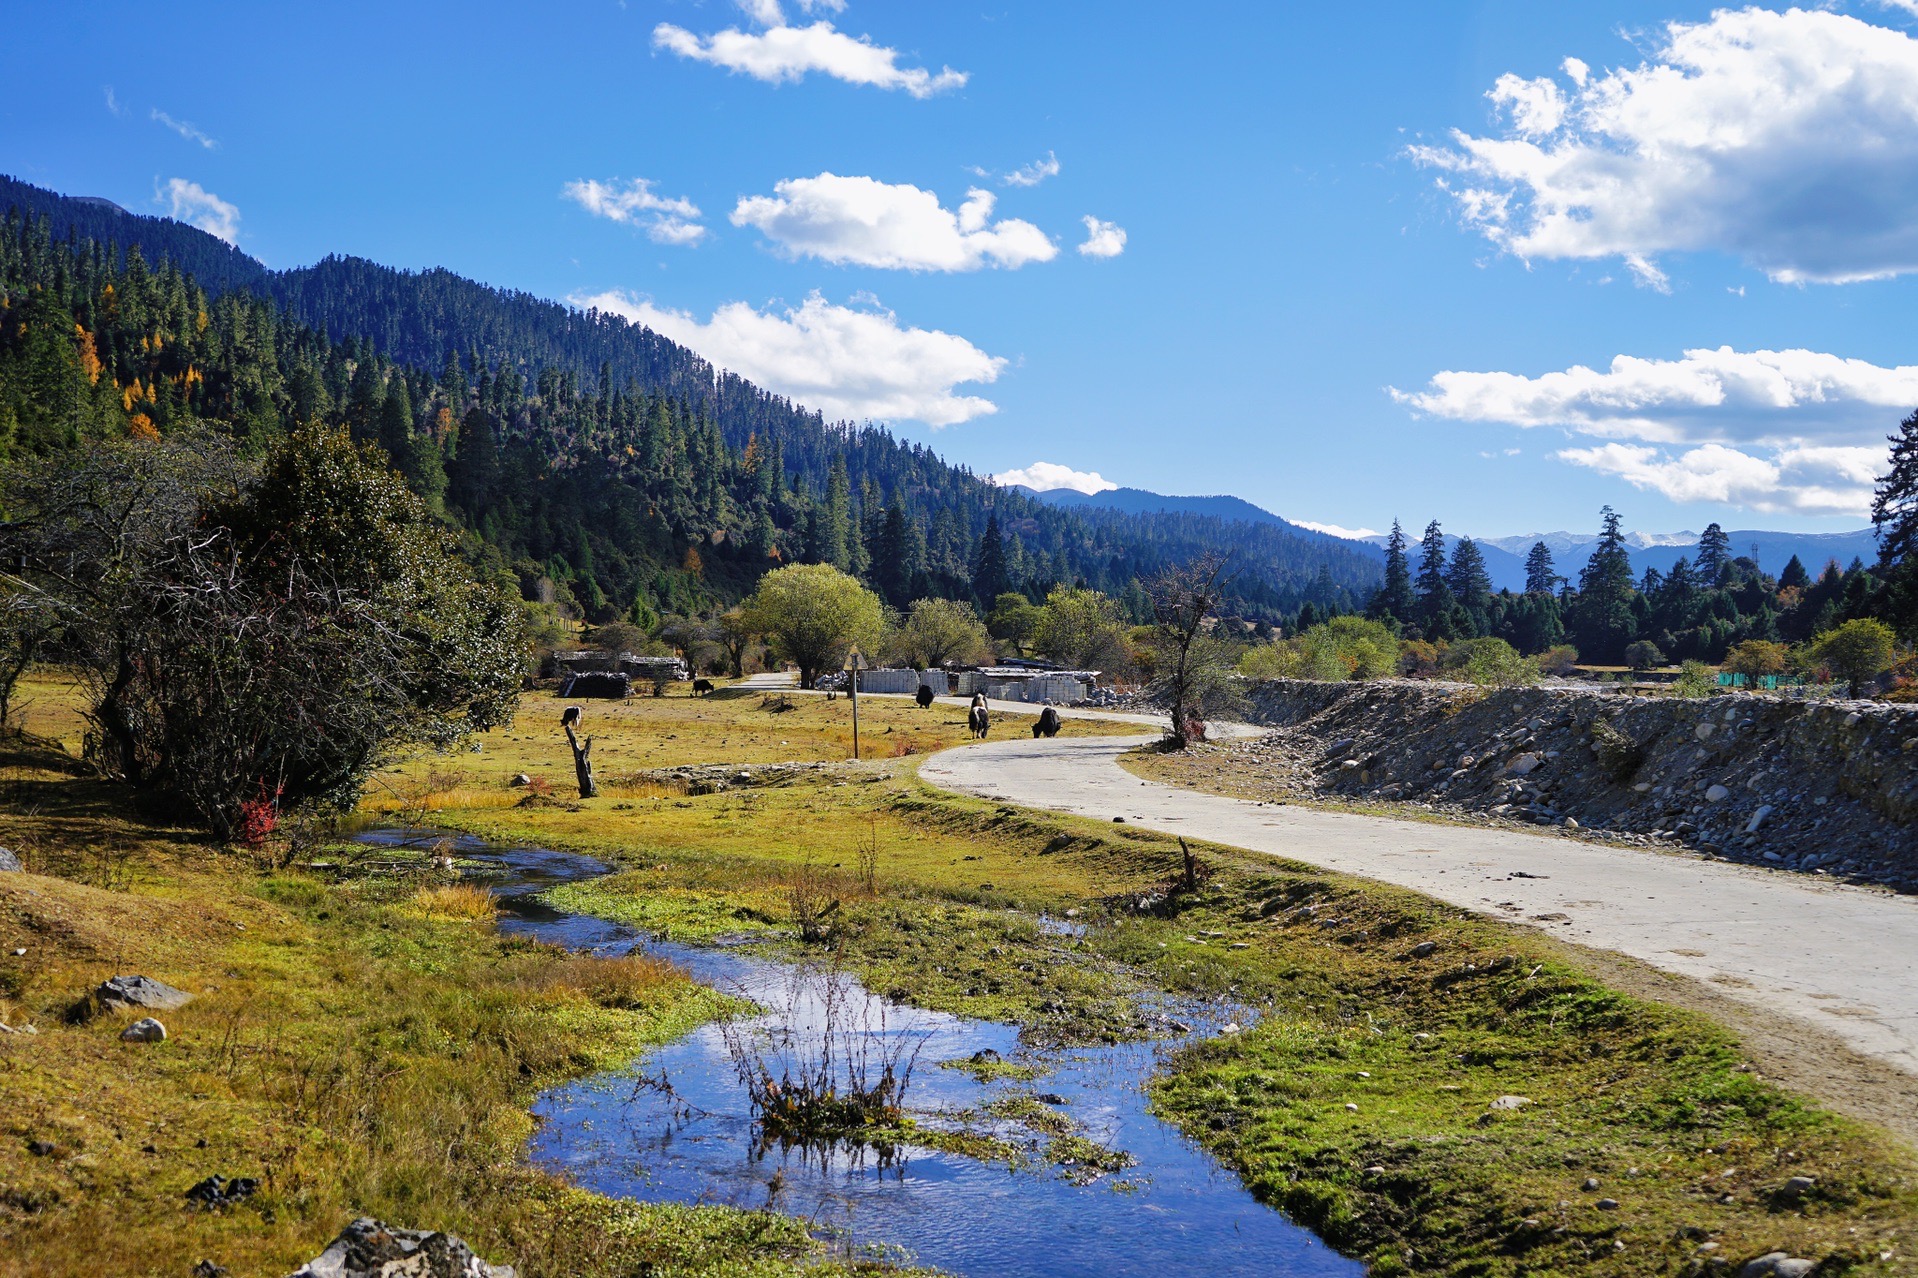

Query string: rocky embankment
1231 679 1918 892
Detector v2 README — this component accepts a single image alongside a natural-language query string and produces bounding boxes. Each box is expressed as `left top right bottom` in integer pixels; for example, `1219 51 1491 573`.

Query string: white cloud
1393 345 1918 516
158 178 239 244
1413 8 1918 284
104 86 127 117
1559 442 1882 516
1392 347 1918 446
152 109 216 149
1879 1 1918 18
1077 215 1127 258
737 0 785 25
576 289 1005 427
732 173 1056 271
992 462 1118 494
1003 151 1060 187
562 178 705 245
652 18 966 98
1294 520 1382 541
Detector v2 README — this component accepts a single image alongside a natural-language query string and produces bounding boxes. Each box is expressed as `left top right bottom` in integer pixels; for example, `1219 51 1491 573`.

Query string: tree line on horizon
0 189 1381 638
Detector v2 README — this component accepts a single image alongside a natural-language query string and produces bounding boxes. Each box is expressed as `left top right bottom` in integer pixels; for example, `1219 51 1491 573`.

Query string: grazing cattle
560 705 582 729
915 684 935 709
968 705 990 740
692 678 714 696
1032 706 1062 739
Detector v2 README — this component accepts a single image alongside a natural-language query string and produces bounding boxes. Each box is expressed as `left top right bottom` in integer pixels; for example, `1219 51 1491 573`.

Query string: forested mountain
0 175 1380 628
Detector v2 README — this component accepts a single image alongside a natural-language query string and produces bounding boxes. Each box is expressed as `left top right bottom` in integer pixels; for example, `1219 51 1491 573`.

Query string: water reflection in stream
360 829 1361 1277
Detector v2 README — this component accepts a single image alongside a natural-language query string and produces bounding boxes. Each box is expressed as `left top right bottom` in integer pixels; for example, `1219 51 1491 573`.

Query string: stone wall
1238 679 1918 892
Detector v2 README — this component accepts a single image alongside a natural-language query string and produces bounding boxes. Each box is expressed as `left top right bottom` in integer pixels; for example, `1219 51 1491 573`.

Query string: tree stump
563 722 597 798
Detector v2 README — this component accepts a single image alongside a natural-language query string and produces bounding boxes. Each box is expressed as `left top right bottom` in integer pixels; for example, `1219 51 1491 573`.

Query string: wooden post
564 722 597 798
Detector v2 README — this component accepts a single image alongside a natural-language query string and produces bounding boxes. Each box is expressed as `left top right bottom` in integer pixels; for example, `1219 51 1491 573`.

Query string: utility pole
844 645 868 760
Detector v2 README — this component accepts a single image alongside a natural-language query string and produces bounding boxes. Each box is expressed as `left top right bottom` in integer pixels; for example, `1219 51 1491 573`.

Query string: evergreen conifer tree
1523 541 1557 594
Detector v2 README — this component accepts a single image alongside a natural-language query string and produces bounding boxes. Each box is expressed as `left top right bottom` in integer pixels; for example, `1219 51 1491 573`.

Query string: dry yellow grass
410 881 498 923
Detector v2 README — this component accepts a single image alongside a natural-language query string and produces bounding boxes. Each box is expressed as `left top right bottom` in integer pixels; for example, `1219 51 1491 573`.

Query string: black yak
560 705 582 729
915 684 935 709
692 678 714 696
968 705 990 739
1032 706 1062 738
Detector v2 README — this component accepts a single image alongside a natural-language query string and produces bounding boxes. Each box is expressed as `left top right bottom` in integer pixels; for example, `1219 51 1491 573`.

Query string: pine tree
1779 554 1811 591
1697 522 1731 586
1573 506 1637 663
1446 537 1493 615
824 455 852 572
1370 519 1417 624
1416 520 1453 632
1523 541 1557 595
972 513 1011 602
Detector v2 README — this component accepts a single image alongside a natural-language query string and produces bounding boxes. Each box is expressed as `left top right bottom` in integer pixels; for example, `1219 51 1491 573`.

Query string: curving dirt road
919 728 1918 1139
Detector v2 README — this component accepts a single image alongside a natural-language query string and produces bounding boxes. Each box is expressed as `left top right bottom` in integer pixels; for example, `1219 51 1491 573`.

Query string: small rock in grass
1779 1175 1817 1199
1344 1103 1359 1112
96 974 194 1012
508 773 532 787
1488 1095 1532 1110
1364 1165 1386 1175
1409 941 1437 959
1596 1198 1619 1211
27 1139 54 1156
1738 1255 1816 1278
0 847 19 872
120 1017 167 1043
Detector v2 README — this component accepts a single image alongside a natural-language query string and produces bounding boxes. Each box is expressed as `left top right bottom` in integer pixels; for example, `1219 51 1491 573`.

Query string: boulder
1488 1095 1532 1110
1705 785 1731 803
1745 805 1775 834
0 847 19 872
96 975 194 1012
120 1017 167 1043
508 773 532 787
286 1219 516 1278
1506 754 1542 777
1738 1255 1817 1278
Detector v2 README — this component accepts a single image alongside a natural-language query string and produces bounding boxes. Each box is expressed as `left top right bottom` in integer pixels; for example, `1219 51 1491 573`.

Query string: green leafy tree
1446 637 1537 687
1623 639 1667 670
890 597 990 668
1807 618 1896 697
1034 586 1130 670
986 591 1042 656
742 562 884 689
1724 639 1789 678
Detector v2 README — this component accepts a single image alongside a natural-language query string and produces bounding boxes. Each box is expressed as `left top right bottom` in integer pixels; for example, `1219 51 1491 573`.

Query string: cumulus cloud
732 173 1056 271
1413 7 1918 284
158 178 239 244
992 462 1118 494
152 109 216 149
652 16 966 98
575 289 1005 427
1391 347 1918 446
1559 442 1883 516
1077 215 1127 258
1393 345 1918 517
1294 520 1383 541
563 178 705 245
1003 151 1061 187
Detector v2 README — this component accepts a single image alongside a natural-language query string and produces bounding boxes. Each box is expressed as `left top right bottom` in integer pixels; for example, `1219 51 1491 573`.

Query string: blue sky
8 1 1918 539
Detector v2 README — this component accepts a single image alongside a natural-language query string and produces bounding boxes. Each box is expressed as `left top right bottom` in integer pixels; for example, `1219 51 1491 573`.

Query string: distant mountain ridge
1016 480 1877 593
2 173 1384 619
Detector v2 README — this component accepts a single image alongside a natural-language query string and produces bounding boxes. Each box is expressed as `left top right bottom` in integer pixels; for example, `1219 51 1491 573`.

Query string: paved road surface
920 731 1918 1082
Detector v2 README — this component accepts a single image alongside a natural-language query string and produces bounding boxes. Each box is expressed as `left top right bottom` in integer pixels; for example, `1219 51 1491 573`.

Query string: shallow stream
361 829 1361 1277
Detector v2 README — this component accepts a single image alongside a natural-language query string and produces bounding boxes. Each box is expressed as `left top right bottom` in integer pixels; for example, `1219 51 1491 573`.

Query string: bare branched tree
1146 552 1242 747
